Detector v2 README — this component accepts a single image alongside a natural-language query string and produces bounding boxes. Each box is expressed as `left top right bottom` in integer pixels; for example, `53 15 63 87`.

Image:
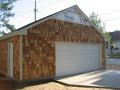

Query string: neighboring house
110 31 120 54
0 5 105 81
106 41 111 55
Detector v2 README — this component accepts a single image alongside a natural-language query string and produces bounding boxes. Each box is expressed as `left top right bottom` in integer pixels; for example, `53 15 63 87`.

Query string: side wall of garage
0 35 20 80
22 19 105 80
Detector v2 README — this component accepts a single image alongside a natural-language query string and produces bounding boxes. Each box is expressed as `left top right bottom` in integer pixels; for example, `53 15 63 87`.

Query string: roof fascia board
0 29 27 40
0 16 50 40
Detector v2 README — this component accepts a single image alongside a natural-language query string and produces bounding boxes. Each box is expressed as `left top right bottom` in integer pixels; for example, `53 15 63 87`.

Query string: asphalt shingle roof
110 31 120 41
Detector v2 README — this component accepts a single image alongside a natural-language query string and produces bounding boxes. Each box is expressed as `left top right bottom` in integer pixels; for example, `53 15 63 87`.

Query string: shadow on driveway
92 70 120 88
56 70 120 88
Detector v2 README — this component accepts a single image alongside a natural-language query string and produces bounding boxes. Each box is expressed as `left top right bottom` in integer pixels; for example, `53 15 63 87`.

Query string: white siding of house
114 41 120 49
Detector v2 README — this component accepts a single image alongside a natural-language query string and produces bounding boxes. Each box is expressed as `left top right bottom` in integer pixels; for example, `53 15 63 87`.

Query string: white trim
7 44 10 76
55 41 99 45
20 35 23 80
0 29 27 40
7 43 14 78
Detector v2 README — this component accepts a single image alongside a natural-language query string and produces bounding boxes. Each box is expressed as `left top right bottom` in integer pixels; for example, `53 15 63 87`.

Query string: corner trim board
20 35 23 80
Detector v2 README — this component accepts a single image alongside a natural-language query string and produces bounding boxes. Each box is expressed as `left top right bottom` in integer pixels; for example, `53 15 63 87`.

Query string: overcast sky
9 0 120 32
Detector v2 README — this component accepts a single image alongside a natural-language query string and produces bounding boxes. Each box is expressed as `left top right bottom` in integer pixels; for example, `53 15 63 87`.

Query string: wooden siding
23 19 105 80
0 36 20 80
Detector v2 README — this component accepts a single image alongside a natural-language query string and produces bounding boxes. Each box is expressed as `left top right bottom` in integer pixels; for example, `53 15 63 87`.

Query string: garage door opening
55 42 101 76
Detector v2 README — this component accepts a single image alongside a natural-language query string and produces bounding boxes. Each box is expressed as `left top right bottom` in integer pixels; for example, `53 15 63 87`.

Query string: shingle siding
22 19 105 80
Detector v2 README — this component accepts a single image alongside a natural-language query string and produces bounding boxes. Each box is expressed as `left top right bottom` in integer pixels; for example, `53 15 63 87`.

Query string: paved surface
56 70 120 88
106 58 120 70
107 58 120 65
106 64 120 71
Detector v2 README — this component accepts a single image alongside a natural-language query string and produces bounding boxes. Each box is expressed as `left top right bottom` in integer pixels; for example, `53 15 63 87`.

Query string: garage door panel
56 43 100 76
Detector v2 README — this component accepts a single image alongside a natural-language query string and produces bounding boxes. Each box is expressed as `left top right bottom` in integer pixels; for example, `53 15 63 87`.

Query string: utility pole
34 0 37 21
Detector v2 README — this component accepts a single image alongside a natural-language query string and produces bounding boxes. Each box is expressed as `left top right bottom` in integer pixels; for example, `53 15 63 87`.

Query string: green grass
109 54 120 58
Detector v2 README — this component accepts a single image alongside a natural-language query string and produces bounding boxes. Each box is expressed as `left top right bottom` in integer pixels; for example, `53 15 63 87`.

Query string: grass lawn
109 54 120 58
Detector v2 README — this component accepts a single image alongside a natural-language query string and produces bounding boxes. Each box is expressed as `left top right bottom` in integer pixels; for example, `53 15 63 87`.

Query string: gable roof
0 5 104 40
110 31 120 41
15 5 93 31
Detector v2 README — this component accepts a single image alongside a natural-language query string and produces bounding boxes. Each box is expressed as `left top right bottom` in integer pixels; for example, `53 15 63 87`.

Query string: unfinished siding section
0 36 20 80
23 19 105 80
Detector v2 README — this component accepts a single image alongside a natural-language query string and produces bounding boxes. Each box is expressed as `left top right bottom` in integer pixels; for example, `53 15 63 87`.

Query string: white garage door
55 42 101 76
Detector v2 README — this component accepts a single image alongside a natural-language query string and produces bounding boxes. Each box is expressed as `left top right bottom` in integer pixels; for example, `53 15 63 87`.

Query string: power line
103 17 120 22
99 9 120 16
92 9 120 22
15 10 33 17
11 5 120 22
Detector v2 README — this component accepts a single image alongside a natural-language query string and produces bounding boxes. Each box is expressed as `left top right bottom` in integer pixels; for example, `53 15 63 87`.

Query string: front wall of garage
23 19 105 80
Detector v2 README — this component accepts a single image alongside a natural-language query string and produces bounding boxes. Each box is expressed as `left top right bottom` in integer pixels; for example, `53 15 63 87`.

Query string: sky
9 0 120 32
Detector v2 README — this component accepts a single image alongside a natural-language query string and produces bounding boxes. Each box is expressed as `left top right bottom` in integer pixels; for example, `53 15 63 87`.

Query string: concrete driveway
56 70 120 88
107 58 120 65
106 58 120 70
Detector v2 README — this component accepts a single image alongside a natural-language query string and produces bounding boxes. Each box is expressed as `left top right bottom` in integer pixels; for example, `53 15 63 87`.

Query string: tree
0 0 16 34
89 12 105 33
89 12 111 43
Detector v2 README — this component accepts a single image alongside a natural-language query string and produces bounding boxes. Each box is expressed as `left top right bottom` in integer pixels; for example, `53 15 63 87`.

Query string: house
0 5 105 81
110 31 120 54
105 39 111 55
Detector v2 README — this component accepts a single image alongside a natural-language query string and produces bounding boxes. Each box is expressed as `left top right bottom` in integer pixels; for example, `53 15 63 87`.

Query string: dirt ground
19 82 117 90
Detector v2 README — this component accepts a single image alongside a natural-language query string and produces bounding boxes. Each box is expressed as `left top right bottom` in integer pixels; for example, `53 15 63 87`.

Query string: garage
0 5 105 81
56 43 101 76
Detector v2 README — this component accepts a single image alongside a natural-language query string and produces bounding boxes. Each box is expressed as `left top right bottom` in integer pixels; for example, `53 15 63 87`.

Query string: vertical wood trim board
20 35 23 80
99 44 102 68
7 43 14 78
